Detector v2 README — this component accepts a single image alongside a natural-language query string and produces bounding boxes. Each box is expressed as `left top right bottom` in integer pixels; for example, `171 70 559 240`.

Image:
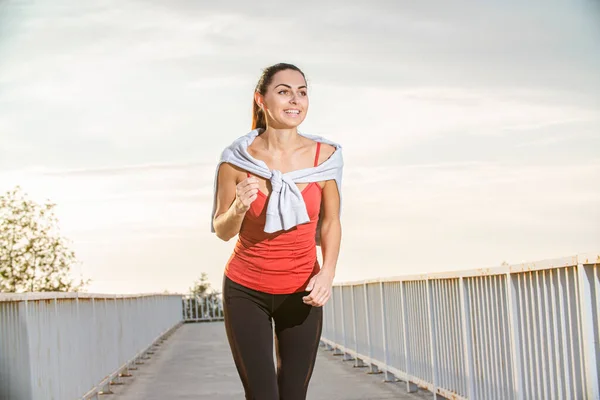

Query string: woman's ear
254 91 266 110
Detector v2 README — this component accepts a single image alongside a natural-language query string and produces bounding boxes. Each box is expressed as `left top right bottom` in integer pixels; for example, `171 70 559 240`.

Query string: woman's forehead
270 70 307 87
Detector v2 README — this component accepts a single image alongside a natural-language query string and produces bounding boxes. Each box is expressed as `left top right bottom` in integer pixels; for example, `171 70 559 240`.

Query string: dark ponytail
251 63 306 130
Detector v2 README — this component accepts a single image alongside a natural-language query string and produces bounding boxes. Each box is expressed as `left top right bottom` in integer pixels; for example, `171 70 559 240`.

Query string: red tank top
224 143 323 294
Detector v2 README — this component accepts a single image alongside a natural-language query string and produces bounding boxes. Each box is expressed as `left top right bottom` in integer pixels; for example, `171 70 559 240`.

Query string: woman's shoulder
318 142 336 161
218 162 247 183
303 138 336 166
299 135 335 163
220 129 260 155
300 132 341 149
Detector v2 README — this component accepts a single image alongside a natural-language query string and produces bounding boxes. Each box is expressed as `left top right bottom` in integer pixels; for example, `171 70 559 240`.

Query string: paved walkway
112 322 432 400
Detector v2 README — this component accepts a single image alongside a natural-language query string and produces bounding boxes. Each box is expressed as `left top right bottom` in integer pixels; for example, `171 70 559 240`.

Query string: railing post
331 289 343 356
506 272 525 400
331 287 343 355
111 295 125 386
133 298 145 366
401 282 418 393
208 296 212 320
459 277 476 399
179 295 183 321
185 295 189 321
351 285 366 367
53 294 63 399
326 287 336 351
140 298 151 361
339 286 353 360
379 281 394 382
194 295 199 321
207 296 211 320
121 297 133 378
426 279 439 399
578 263 600 399
75 293 83 395
364 283 379 373
218 296 223 318
99 298 115 395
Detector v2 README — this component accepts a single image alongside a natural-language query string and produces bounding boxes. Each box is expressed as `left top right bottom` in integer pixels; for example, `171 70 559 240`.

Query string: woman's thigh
223 276 279 399
273 292 323 400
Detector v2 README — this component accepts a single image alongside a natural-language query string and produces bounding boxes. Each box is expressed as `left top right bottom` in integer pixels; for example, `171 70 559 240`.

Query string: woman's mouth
284 109 301 117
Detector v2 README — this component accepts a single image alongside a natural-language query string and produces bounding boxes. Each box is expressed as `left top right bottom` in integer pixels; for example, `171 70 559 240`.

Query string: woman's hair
251 63 307 130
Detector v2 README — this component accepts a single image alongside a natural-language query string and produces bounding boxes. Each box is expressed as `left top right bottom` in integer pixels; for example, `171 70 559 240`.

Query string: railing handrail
333 252 600 285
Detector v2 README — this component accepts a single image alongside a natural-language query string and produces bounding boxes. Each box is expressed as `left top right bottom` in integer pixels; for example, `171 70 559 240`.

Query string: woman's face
258 69 309 129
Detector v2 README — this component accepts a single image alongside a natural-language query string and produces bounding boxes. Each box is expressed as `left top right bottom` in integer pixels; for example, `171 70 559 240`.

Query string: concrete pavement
111 322 433 400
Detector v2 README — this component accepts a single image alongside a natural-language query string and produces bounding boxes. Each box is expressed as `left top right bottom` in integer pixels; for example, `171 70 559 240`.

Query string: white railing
0 292 183 400
182 295 224 322
321 253 600 400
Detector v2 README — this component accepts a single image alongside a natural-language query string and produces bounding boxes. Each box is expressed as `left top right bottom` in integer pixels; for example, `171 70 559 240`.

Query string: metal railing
321 253 600 400
182 294 224 322
0 292 183 400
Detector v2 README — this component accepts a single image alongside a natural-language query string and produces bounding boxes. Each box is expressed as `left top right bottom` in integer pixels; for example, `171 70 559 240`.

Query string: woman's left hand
302 269 335 307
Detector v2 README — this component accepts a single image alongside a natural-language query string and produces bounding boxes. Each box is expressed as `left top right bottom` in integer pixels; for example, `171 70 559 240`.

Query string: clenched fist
234 176 260 214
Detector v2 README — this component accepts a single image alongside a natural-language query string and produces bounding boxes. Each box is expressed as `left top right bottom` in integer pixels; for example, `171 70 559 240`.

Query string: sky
0 0 599 294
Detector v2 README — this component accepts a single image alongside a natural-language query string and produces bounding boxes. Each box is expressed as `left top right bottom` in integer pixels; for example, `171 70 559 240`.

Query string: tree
189 272 222 304
186 273 223 319
189 272 212 297
0 186 89 293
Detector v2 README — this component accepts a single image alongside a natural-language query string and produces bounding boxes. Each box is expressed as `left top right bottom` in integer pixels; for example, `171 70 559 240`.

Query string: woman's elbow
213 220 231 242
215 231 229 242
218 232 236 242
214 226 233 242
214 225 237 242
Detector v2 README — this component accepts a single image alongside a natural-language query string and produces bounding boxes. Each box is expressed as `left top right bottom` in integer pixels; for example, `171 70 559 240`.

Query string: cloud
1 0 599 171
305 85 600 161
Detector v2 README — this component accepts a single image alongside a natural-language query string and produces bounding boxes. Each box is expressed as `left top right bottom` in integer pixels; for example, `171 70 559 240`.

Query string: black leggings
222 276 323 400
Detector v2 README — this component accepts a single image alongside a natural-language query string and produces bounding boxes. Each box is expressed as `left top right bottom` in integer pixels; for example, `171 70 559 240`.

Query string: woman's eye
277 89 307 96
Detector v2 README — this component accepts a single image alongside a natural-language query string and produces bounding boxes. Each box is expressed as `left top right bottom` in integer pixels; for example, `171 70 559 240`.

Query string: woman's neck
260 127 302 152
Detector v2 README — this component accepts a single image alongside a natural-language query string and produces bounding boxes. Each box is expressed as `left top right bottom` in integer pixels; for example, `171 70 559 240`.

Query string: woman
211 62 343 399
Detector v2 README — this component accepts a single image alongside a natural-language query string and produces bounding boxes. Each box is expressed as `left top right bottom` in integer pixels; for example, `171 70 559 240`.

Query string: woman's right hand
234 177 260 214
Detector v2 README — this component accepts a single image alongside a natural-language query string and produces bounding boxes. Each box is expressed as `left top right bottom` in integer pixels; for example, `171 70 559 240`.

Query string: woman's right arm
213 163 260 241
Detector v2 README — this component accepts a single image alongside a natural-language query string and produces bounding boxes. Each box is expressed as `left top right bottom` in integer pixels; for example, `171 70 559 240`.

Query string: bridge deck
111 322 432 400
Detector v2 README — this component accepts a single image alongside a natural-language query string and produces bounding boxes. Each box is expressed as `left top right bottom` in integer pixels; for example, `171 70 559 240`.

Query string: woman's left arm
302 179 341 307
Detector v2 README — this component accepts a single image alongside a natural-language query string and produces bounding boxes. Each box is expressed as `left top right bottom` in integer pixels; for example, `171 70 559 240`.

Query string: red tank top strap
314 142 321 167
